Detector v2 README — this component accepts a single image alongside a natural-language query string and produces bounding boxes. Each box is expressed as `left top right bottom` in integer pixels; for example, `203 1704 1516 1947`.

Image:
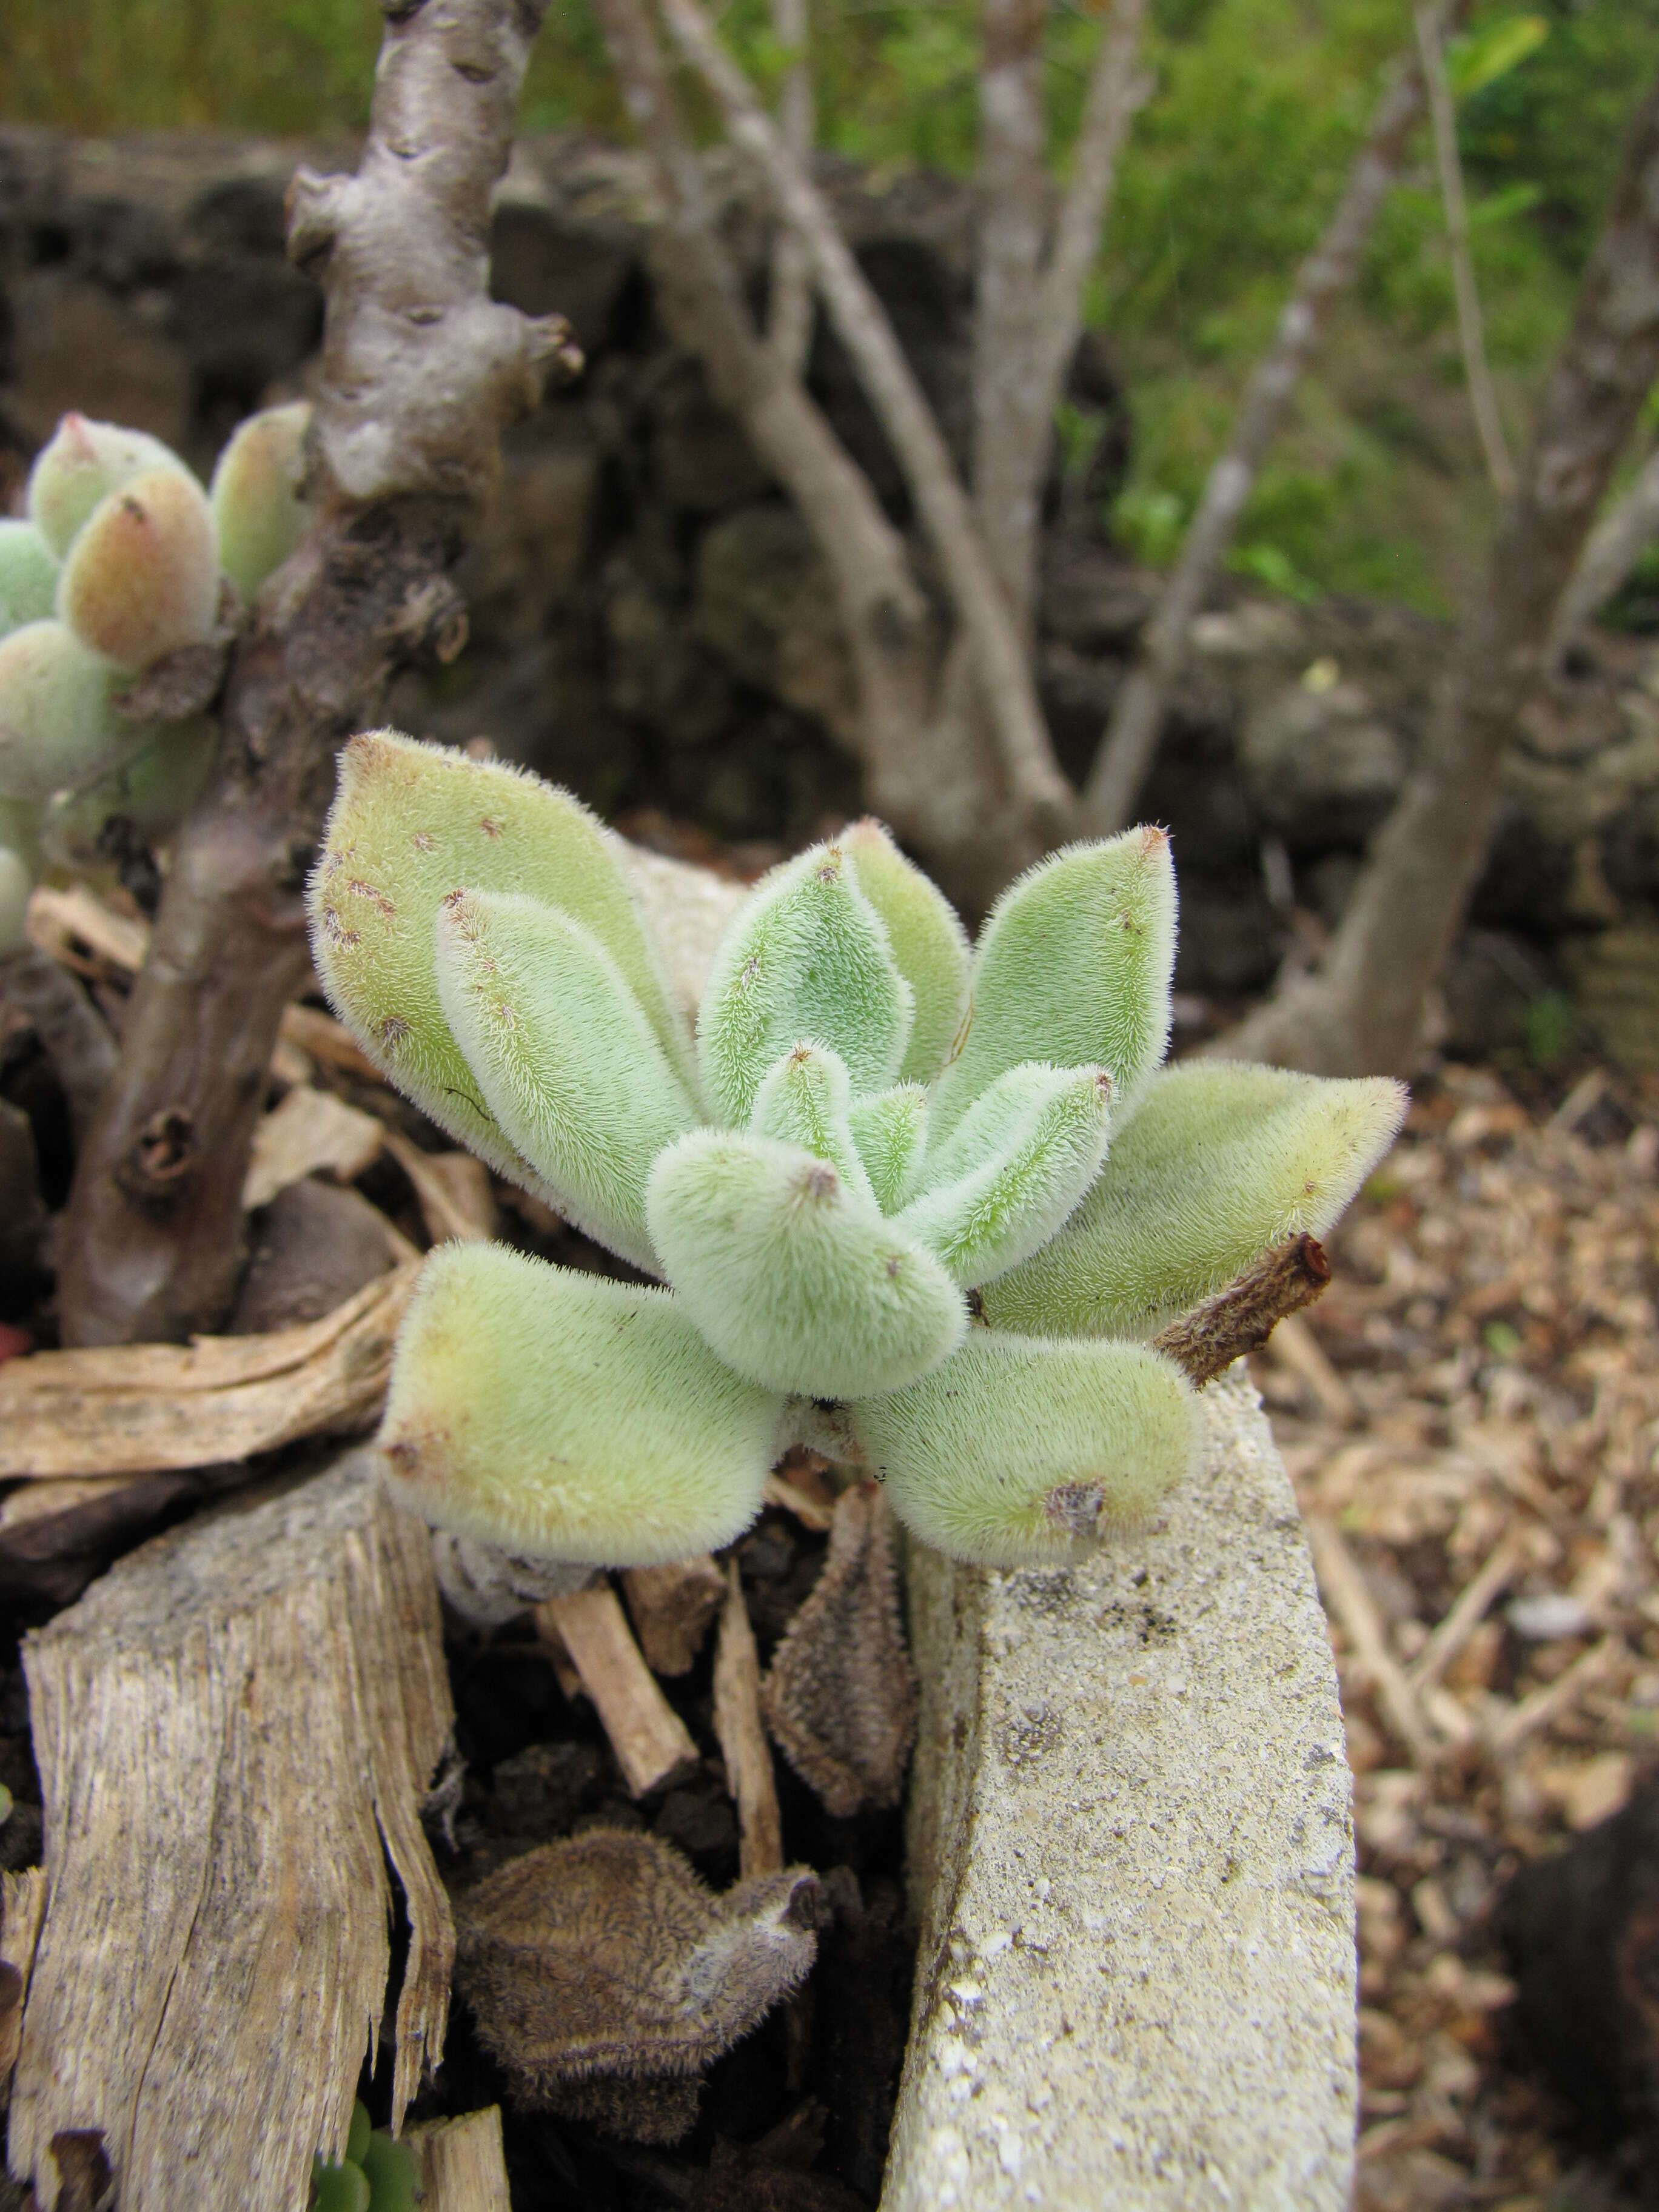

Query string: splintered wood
712 1560 783 1875
0 1263 418 1478
537 1582 700 1798
406 2107 514 2212
1255 1065 1659 2211
7 1453 455 2212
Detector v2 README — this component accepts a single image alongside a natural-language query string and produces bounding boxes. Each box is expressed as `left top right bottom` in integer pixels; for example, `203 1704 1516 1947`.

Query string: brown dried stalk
1151 1233 1333 1389
57 0 579 1346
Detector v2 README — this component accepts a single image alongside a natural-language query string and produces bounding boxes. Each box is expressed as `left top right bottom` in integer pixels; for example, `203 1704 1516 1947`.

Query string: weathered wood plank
6 1452 454 2211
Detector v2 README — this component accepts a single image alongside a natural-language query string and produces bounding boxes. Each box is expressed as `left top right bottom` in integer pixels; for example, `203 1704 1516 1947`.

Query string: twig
1486 1635 1621 1758
1415 4 1513 497
56 0 578 1346
1151 1233 1332 1387
1408 1528 1528 1694
537 1582 700 1797
653 0 1074 828
712 1560 784 1875
1084 2 1471 833
767 0 815 375
0 945 117 1147
406 2108 513 2212
1305 1515 1439 1768
1549 440 1659 662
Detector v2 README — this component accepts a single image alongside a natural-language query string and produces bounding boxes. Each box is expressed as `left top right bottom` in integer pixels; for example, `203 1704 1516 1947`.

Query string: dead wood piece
760 1484 916 1817
622 1555 726 1675
230 1178 401 1336
1151 1234 1333 1388
455 1829 821 2145
8 1450 455 2210
1 1869 47 2102
276 1003 382 1082
0 1474 203 1614
0 1262 419 1480
383 1130 498 1245
713 1561 783 1876
241 1084 384 1212
405 2107 512 2212
538 1583 700 1797
24 885 148 979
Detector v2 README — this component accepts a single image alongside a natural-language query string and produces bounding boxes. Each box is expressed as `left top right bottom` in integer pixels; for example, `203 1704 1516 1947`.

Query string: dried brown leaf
241 1086 384 1212
456 1830 822 2143
760 1484 916 1818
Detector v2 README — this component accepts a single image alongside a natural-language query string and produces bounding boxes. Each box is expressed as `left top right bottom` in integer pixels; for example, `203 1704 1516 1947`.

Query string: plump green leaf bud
930 827 1175 1146
0 522 59 640
57 465 220 670
310 2156 370 2212
897 1061 1114 1287
27 413 194 560
646 1130 967 1399
697 840 914 1127
853 1332 1197 1566
210 401 312 603
357 2131 418 2212
748 1040 874 1201
982 1061 1407 1338
346 2103 372 2168
42 716 215 862
380 1244 783 1565
0 845 32 957
435 888 699 1272
0 621 124 802
849 1083 930 1213
842 817 970 1083
308 733 696 1190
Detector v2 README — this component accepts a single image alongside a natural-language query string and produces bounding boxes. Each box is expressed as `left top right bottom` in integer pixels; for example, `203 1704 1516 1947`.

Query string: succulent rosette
309 732 1404 1570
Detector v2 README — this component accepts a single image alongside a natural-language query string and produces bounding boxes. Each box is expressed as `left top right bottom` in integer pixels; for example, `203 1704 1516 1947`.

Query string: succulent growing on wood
0 406 313 953
310 731 1404 1570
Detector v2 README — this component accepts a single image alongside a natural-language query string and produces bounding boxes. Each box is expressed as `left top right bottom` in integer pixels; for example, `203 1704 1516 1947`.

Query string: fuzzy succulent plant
309 732 1404 1572
0 407 313 952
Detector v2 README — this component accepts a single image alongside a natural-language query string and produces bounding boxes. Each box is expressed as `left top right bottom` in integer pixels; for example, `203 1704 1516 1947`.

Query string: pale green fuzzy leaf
930 828 1176 1144
645 1130 966 1400
435 890 699 1273
27 414 193 560
0 621 122 803
897 1061 1114 1286
210 401 311 603
57 466 220 670
748 1040 873 1202
697 839 914 1127
849 1084 929 1213
42 716 215 862
853 1330 1196 1567
0 846 31 957
380 1244 782 1564
843 817 970 1082
982 1060 1408 1339
0 522 59 641
307 732 696 1190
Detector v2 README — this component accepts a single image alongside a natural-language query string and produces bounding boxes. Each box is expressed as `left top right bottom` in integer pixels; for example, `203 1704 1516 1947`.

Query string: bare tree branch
974 0 1052 639
767 0 816 377
1083 2 1471 833
1415 2 1513 497
653 0 1074 829
1218 75 1659 1076
1549 437 1659 662
57 0 577 1346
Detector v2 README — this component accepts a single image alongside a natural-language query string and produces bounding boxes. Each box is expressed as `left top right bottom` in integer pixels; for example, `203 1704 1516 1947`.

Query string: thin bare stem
1415 4 1513 497
767 0 816 376
654 0 1074 829
1084 2 1471 833
1549 438 1659 662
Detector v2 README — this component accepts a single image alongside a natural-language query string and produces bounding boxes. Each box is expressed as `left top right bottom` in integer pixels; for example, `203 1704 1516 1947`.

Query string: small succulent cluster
0 406 313 952
310 734 1403 1570
309 2100 419 2212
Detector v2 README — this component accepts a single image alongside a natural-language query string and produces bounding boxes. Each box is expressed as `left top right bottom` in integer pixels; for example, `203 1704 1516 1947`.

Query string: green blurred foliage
2 0 1655 612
